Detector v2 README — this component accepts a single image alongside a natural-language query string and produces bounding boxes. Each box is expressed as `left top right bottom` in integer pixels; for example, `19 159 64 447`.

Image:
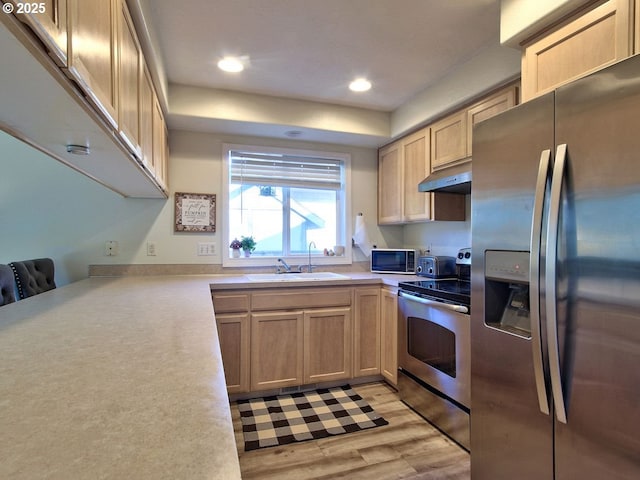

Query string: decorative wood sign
174 192 216 232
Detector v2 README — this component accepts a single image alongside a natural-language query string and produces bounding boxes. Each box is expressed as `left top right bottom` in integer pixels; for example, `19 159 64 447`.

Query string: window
222 144 351 266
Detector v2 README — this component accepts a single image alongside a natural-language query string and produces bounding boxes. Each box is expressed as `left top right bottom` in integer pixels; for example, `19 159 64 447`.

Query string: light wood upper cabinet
304 307 352 384
353 287 381 377
67 0 118 128
11 0 68 65
467 85 518 155
117 0 142 158
140 63 154 174
521 0 632 102
377 140 403 224
402 128 431 222
378 127 465 225
216 313 250 394
431 110 468 170
636 0 640 53
153 95 169 189
380 286 398 386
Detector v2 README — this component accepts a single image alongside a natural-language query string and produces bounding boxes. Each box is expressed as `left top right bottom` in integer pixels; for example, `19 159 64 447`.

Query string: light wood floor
230 382 470 479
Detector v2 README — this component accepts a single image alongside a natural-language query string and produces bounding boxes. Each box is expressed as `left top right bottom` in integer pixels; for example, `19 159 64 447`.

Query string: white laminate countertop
0 271 417 479
0 275 241 480
208 271 421 290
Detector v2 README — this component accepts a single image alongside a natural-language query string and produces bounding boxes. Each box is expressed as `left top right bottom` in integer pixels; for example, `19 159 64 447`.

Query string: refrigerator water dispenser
484 250 531 338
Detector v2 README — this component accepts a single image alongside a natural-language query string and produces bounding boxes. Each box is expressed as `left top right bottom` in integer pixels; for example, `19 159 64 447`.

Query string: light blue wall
0 129 391 286
0 131 166 285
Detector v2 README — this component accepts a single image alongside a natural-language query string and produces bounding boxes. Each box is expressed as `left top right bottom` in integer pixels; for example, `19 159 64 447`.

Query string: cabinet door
380 287 398 386
402 127 431 222
216 313 250 394
521 0 632 102
251 310 304 391
117 0 141 157
467 85 517 155
377 140 403 224
152 95 168 189
12 0 68 65
353 288 380 377
431 109 468 170
68 0 118 127
636 0 640 54
303 307 351 383
139 63 154 174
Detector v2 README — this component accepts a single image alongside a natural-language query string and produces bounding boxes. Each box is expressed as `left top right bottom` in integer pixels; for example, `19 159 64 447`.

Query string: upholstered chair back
9 258 56 299
0 264 16 306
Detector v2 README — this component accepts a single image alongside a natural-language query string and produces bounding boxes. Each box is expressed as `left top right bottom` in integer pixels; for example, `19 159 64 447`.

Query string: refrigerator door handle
546 143 568 424
530 149 551 416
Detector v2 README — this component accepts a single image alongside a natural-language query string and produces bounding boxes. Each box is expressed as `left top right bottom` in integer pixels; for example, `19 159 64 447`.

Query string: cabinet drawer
212 292 250 313
252 288 352 311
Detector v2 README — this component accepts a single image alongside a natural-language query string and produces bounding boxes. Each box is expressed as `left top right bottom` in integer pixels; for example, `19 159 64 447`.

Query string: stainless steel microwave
370 249 416 274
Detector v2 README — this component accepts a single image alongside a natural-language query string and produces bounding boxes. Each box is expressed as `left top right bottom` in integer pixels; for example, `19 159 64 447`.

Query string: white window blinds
229 150 343 190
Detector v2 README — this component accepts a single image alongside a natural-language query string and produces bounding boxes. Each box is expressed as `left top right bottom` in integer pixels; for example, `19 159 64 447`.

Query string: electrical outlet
147 242 157 256
105 240 119 256
197 242 216 256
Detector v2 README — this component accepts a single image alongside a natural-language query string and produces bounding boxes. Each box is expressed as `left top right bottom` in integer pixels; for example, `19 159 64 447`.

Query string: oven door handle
399 291 469 314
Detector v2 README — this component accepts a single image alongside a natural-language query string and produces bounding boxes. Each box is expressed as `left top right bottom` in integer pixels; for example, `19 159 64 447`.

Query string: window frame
222 143 353 268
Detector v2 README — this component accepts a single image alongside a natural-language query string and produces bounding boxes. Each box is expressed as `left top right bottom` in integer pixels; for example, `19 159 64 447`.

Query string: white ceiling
147 0 501 112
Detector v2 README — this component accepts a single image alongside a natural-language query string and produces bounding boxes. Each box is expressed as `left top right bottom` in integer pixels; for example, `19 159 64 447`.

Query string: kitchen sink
245 272 349 282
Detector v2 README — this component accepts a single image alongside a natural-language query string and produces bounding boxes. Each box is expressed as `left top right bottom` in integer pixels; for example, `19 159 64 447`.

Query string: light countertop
0 271 416 479
208 271 421 290
0 275 241 480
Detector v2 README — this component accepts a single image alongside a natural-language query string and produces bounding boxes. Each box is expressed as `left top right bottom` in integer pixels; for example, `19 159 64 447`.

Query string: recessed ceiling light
349 78 372 92
66 144 90 155
217 56 245 73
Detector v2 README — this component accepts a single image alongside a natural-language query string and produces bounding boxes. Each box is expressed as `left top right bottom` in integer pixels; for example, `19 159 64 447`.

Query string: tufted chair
0 264 17 306
9 258 56 300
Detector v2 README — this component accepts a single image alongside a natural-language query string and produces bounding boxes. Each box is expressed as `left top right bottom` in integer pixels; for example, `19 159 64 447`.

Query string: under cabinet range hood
418 163 471 194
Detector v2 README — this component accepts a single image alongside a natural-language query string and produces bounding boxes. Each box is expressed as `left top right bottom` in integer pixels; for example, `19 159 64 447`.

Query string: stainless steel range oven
397 248 471 450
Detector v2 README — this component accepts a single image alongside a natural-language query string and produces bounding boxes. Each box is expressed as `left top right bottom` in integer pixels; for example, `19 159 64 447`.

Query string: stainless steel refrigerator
471 54 640 479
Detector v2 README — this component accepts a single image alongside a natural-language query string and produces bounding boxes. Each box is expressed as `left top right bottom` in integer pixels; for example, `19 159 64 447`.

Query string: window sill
222 253 352 269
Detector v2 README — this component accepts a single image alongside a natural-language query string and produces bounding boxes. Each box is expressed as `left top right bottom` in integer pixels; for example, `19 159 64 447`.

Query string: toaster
416 255 456 278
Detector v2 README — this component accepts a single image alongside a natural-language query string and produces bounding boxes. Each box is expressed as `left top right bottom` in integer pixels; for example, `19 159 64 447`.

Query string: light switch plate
197 242 216 256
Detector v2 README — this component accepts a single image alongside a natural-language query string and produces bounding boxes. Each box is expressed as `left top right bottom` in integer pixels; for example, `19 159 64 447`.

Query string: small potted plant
240 235 257 257
229 238 242 258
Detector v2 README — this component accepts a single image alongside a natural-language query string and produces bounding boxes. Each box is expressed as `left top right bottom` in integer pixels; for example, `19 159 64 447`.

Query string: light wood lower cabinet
353 288 381 377
380 286 398 386
304 307 352 383
213 285 390 394
251 310 304 391
216 313 250 394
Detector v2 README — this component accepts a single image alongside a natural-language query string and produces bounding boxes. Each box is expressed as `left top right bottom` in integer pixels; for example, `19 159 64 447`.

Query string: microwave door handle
546 143 568 424
530 149 551 416
398 291 469 314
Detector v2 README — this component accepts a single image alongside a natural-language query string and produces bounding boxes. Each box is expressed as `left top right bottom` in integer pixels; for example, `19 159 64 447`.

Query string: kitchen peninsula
0 276 241 480
0 272 413 479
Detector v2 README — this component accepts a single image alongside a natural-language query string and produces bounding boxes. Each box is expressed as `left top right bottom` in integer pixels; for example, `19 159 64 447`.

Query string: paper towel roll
353 213 374 257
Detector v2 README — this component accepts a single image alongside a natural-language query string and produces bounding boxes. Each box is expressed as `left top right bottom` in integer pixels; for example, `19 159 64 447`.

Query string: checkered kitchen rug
237 385 388 451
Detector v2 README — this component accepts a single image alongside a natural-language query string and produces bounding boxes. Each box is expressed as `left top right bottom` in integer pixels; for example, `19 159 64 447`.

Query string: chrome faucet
277 258 292 273
307 241 316 273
